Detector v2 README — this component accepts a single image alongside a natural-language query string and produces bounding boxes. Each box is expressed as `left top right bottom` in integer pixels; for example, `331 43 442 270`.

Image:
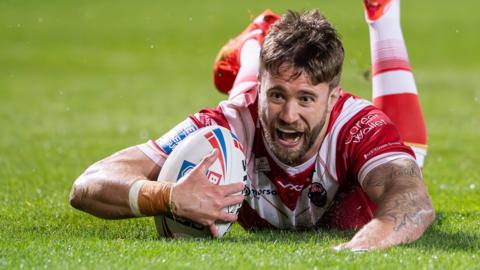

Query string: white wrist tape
128 180 148 217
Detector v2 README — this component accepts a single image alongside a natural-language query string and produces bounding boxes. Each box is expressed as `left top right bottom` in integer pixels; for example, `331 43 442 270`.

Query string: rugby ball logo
155 126 247 238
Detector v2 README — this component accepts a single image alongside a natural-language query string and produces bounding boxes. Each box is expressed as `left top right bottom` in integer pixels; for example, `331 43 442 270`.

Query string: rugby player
70 0 435 251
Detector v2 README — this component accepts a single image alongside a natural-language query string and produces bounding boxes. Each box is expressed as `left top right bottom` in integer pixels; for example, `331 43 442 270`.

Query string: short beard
260 111 326 166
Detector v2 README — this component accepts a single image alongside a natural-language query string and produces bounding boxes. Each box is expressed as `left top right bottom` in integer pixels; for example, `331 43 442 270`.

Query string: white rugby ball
155 125 247 238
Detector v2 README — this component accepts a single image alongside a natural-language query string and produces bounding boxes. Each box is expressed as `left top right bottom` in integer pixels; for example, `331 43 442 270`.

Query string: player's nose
278 100 300 124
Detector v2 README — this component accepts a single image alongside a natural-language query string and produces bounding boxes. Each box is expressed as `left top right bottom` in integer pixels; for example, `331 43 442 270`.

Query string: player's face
258 66 339 166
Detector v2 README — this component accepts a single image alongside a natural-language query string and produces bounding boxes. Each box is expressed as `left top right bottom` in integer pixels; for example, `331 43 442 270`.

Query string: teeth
278 128 298 134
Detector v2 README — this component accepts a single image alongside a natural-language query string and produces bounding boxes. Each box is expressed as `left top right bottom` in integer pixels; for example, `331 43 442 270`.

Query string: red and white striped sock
366 0 428 167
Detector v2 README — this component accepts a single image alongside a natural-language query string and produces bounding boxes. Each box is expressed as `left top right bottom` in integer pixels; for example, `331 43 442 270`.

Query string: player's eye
299 95 315 105
268 91 285 103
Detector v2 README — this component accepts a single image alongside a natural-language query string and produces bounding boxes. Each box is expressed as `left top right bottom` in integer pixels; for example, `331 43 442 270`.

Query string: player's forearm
70 175 173 219
348 187 435 250
376 186 435 244
336 158 435 251
70 146 164 219
70 165 142 219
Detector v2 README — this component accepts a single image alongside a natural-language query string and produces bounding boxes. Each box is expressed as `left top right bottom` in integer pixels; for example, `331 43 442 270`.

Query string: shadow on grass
221 227 353 244
18 210 478 251
411 227 479 251
408 211 480 251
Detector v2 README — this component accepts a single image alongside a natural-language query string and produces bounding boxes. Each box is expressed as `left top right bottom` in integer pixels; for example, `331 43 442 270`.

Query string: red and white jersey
139 82 415 230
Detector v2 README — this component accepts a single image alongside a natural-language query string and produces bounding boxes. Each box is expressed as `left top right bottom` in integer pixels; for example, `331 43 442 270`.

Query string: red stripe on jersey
269 167 314 211
194 107 231 129
150 140 168 156
373 93 427 145
188 115 204 129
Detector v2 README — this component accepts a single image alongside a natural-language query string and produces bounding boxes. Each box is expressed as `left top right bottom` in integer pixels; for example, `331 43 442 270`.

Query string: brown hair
260 10 344 89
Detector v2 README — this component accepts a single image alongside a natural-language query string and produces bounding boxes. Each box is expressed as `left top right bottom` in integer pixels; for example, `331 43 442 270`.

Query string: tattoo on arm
390 161 422 179
363 158 434 233
379 191 432 232
364 159 422 189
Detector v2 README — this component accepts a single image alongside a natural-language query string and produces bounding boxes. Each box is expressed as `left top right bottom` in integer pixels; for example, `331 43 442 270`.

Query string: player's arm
69 146 244 234
69 146 162 219
335 158 435 251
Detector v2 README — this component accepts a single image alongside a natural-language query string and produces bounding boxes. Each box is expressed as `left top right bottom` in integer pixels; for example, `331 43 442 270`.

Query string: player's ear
327 86 340 112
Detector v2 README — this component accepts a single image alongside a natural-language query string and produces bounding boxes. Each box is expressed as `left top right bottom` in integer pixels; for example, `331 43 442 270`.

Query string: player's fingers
220 182 245 196
209 223 219 238
216 211 238 223
195 149 218 173
221 194 244 208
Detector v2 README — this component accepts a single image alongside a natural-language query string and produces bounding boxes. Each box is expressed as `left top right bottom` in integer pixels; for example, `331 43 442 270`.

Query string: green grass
1 0 479 269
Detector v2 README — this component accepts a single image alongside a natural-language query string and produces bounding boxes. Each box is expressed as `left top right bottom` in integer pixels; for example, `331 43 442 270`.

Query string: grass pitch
1 1 479 269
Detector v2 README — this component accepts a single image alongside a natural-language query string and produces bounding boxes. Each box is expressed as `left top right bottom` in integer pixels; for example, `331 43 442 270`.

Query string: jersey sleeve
339 108 416 186
137 85 257 167
136 106 231 167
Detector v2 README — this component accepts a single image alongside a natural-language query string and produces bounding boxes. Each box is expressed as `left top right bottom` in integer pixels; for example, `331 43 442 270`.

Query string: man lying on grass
70 0 435 251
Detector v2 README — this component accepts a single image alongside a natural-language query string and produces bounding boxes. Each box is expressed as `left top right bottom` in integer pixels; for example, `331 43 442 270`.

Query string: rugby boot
363 0 392 22
213 9 280 94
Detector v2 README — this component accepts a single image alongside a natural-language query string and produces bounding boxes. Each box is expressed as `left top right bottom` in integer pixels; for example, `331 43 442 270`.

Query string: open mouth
276 127 304 147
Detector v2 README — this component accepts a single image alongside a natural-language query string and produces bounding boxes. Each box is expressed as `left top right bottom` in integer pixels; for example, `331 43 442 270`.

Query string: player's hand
332 236 381 252
332 219 392 252
332 241 374 252
170 149 245 236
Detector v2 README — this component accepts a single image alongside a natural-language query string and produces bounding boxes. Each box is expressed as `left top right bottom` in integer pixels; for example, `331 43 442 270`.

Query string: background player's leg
212 10 279 97
227 39 261 99
364 0 428 167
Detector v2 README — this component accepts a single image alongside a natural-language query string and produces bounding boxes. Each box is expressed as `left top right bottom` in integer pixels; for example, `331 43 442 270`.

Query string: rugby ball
155 126 247 238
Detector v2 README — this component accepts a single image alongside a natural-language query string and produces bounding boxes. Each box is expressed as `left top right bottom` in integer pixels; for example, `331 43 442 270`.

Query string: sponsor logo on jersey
158 119 198 154
363 141 402 159
308 182 327 207
345 114 387 144
243 186 279 197
276 181 304 192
